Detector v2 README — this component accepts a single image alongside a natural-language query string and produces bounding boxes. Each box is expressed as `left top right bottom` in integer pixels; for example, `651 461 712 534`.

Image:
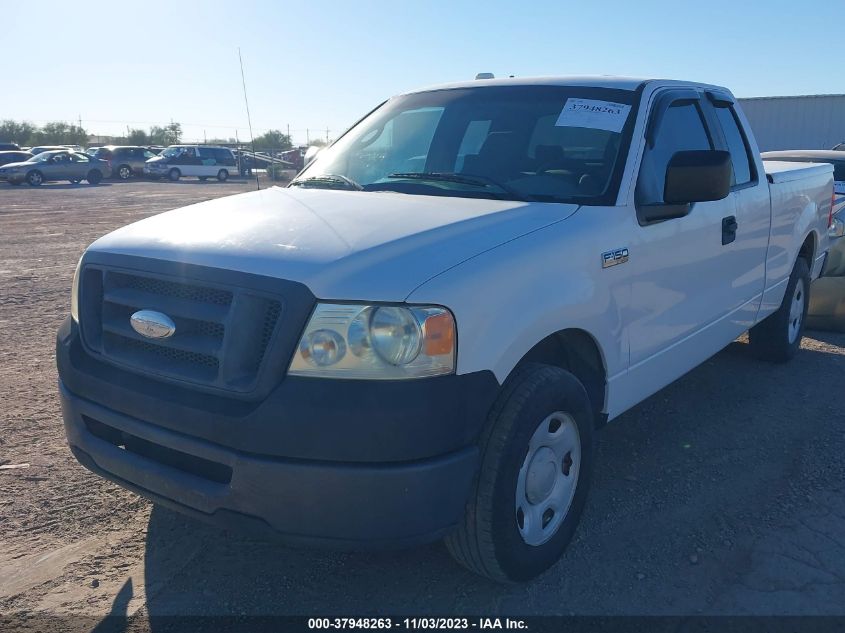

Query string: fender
407 207 627 415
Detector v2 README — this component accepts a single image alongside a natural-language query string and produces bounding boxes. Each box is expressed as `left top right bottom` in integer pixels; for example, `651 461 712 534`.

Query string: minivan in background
90 146 158 179
144 145 237 182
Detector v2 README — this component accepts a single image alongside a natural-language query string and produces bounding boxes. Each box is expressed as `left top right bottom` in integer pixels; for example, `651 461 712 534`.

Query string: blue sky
4 0 837 144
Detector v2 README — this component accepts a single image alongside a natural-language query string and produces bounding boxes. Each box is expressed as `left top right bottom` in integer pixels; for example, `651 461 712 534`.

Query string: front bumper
57 318 499 547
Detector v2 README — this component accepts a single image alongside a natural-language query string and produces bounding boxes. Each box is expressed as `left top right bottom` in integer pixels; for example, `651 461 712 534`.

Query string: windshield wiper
386 172 528 201
290 174 362 191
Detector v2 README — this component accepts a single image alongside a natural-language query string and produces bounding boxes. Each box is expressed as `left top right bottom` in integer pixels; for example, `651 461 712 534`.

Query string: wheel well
514 329 607 427
798 233 816 269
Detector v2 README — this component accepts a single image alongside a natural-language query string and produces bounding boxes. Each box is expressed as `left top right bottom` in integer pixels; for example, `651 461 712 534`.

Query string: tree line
1 119 296 150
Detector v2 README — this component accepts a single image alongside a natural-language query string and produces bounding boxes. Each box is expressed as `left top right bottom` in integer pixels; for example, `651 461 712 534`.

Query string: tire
217 169 229 182
26 170 43 186
86 170 102 185
445 363 594 582
748 257 811 363
116 165 132 180
168 168 181 182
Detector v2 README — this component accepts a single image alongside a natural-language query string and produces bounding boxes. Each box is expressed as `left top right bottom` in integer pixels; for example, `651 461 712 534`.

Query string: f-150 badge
602 248 629 269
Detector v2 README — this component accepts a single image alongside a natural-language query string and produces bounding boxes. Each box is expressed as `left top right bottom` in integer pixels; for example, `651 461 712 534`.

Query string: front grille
79 266 283 393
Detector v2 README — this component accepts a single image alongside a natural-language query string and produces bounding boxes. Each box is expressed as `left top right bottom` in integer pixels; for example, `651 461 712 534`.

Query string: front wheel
748 257 810 362
445 363 594 582
217 169 229 182
26 170 43 186
86 170 102 185
168 168 181 182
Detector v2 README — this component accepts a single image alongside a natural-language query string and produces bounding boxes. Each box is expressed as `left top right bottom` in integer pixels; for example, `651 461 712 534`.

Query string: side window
713 105 753 186
637 101 712 206
832 162 845 183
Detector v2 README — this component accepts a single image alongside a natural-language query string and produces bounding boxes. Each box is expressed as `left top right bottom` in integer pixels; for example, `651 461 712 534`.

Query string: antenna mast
238 47 260 191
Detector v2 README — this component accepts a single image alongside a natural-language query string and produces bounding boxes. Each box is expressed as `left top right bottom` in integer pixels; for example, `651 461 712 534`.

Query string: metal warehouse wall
738 94 845 152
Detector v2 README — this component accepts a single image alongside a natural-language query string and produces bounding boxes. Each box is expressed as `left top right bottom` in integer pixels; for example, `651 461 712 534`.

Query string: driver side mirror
664 150 732 205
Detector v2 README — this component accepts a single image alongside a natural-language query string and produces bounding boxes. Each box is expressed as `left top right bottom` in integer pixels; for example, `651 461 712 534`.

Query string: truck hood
88 186 579 300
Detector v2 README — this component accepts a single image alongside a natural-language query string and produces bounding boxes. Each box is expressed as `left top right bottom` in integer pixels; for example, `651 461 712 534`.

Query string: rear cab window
712 104 755 186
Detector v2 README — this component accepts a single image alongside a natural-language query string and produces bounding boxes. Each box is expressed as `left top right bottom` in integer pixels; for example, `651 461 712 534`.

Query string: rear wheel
168 168 181 182
26 170 43 186
86 170 102 185
445 363 594 582
217 169 229 182
117 165 132 180
748 257 810 362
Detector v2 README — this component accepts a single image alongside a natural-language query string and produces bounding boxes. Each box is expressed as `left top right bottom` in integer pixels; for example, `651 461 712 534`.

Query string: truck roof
402 76 729 95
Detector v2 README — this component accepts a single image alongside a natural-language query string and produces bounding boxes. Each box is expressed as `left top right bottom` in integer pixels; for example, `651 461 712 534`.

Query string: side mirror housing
664 150 732 205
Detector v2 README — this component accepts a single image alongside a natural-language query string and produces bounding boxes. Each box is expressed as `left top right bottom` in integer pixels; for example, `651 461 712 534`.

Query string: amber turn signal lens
423 311 455 356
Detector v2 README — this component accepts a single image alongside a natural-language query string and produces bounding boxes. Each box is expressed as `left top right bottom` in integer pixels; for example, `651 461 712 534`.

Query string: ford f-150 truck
57 77 833 582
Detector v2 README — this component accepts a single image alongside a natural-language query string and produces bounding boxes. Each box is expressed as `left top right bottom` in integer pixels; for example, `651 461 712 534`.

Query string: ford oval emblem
130 310 176 339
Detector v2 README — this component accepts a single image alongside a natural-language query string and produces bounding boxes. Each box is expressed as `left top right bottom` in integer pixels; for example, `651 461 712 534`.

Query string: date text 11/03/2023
307 617 528 630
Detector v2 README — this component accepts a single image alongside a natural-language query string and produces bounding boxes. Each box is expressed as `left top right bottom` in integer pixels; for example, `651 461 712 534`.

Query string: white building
738 94 845 152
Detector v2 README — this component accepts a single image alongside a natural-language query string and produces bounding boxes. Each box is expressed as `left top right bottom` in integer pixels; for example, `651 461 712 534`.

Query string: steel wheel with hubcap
787 278 805 345
749 256 810 362
516 412 581 546
445 363 594 582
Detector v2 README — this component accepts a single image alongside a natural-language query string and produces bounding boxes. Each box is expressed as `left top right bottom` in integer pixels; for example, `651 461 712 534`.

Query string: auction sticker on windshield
555 98 632 133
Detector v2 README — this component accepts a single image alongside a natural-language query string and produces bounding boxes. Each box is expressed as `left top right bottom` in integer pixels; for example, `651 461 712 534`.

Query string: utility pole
287 123 290 140
306 128 310 144
326 127 330 144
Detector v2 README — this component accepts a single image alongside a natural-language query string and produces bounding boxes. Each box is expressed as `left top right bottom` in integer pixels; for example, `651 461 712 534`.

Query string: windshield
293 85 639 204
160 147 184 159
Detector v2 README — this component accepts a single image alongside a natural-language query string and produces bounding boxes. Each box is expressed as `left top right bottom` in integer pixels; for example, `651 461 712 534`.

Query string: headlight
70 255 83 322
289 303 455 379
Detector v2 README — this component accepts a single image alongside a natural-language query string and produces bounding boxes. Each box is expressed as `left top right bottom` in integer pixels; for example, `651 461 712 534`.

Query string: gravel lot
1 179 844 629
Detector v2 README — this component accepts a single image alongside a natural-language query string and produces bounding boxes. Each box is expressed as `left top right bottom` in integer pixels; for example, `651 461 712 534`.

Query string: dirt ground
1 178 844 630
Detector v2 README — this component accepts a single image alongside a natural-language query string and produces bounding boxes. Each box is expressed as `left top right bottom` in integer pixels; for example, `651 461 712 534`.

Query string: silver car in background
763 150 845 330
0 150 111 186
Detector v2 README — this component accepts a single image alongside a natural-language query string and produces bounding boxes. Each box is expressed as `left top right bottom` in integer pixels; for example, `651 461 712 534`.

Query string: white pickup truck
57 76 833 582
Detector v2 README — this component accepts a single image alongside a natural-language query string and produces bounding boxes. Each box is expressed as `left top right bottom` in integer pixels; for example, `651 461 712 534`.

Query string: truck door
703 92 770 328
626 91 743 396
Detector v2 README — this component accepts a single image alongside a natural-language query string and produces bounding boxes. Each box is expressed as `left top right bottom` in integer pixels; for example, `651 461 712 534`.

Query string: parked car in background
0 142 21 151
144 145 236 181
0 150 34 166
763 150 845 330
30 145 70 155
0 149 111 186
90 146 158 180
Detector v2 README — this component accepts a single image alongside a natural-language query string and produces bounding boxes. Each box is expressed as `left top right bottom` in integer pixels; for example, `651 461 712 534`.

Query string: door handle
722 216 738 245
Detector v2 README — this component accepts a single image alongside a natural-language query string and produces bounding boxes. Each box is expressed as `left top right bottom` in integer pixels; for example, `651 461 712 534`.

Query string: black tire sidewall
27 170 42 186
217 169 228 182
488 368 594 581
87 170 102 185
118 165 131 179
168 169 180 182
